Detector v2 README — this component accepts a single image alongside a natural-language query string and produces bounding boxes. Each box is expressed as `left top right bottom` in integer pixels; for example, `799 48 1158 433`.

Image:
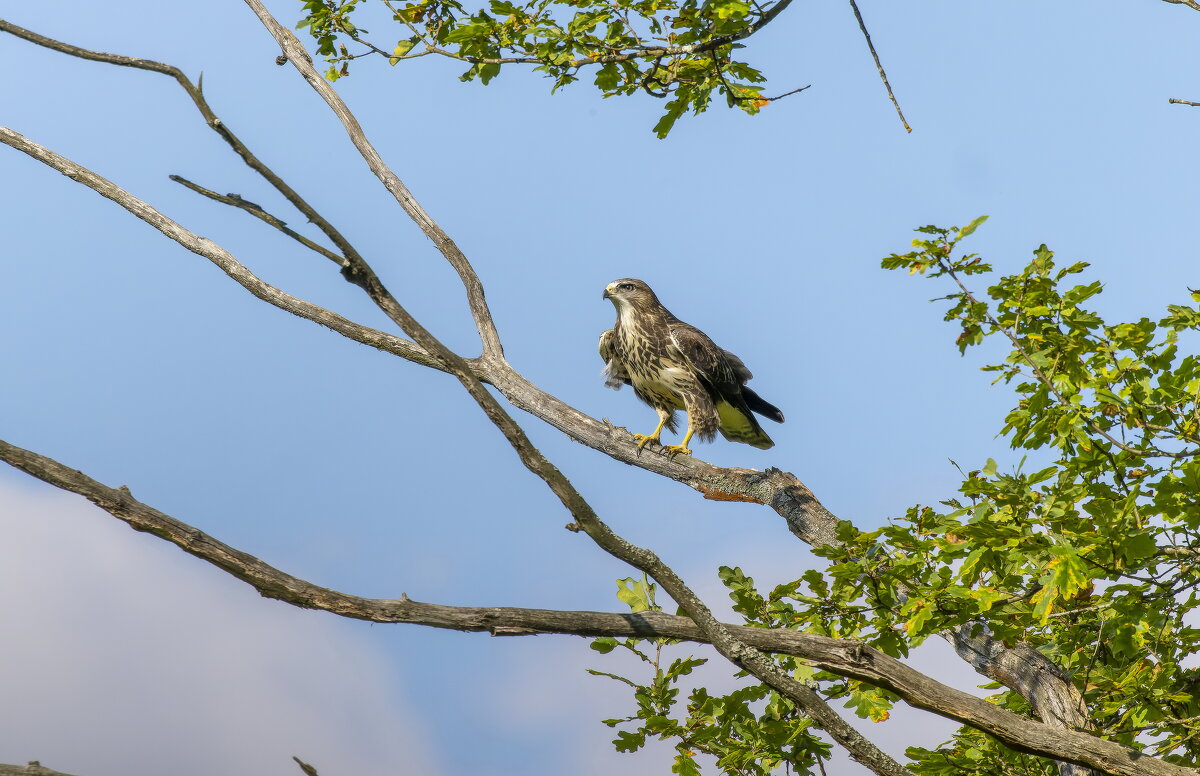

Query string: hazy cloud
0 477 442 776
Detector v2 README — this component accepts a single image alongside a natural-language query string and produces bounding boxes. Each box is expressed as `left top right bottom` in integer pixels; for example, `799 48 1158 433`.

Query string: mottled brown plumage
599 278 784 454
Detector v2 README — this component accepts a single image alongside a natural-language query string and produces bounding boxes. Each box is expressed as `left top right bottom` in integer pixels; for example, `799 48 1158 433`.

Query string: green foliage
589 572 833 774
594 220 1200 772
295 0 788 135
876 220 1200 769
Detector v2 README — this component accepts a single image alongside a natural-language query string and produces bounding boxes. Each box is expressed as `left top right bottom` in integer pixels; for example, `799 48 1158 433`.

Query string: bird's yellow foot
632 433 660 450
662 443 693 456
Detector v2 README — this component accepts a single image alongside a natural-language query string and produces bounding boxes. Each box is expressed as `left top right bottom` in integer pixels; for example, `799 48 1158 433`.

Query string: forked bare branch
242 1 505 359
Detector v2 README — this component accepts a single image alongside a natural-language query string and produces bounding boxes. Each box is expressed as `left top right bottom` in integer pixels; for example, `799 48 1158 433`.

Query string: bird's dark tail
741 387 784 423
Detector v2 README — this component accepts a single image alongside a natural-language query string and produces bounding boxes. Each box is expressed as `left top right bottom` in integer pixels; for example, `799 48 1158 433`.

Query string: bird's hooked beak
602 284 614 301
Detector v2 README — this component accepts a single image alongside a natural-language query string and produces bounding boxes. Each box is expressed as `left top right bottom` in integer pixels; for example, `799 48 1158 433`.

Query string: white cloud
0 477 442 776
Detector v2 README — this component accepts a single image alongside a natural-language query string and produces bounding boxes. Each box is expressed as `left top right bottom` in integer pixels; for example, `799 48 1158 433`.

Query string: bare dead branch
1 433 1192 776
848 0 910 133
1169 98 1200 106
1160 0 1200 10
240 1 505 359
168 175 345 265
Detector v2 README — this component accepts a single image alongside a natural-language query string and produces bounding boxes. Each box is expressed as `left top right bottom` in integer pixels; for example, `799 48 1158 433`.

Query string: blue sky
2 1 1199 774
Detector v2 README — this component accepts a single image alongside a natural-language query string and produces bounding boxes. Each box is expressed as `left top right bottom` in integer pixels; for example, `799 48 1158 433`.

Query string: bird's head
603 278 658 311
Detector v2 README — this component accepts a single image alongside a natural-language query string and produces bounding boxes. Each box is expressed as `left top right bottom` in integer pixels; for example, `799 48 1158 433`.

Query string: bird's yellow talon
663 444 693 456
632 433 659 450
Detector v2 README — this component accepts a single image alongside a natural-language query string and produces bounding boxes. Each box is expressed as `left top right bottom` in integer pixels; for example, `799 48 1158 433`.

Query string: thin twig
1168 98 1200 107
847 0 910 133
760 84 812 102
169 175 346 265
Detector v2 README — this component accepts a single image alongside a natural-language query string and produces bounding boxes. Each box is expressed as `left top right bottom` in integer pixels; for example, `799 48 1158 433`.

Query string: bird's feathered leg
633 407 672 450
663 387 715 456
663 425 695 456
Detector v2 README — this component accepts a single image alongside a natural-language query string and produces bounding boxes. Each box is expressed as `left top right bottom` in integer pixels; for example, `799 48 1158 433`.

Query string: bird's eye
619 283 635 292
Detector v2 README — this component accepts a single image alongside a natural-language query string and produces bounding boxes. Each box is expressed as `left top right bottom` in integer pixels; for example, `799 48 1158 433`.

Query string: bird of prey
599 278 784 455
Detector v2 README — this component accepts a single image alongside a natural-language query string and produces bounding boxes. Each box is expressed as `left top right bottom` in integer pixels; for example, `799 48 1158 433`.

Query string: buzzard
599 278 784 454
